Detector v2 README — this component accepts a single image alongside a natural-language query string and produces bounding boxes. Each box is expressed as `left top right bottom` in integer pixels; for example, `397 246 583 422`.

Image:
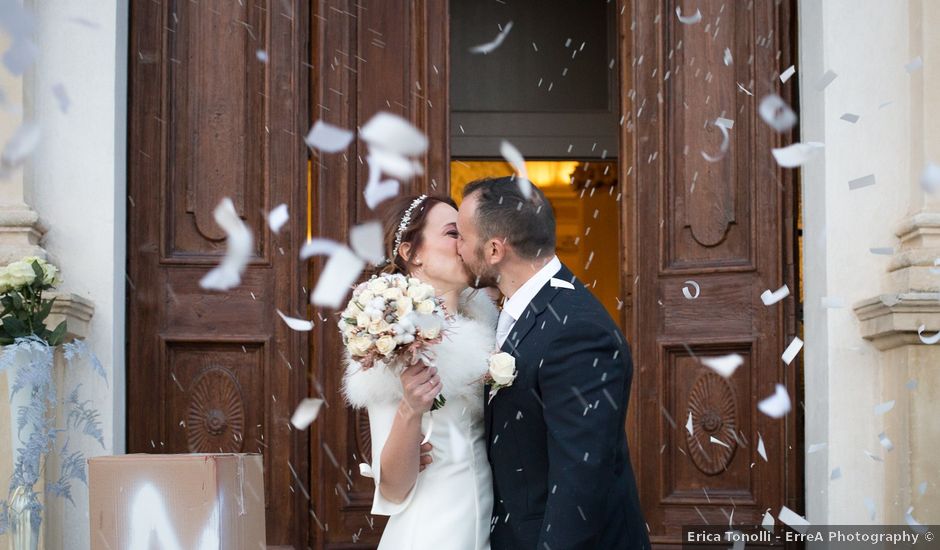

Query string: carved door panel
307 1 448 548
625 0 801 545
127 1 310 547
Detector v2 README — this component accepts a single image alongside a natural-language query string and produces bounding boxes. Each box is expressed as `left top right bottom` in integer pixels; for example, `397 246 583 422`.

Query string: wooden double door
127 1 800 548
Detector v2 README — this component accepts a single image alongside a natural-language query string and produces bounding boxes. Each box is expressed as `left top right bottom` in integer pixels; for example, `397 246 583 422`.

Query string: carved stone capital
46 292 95 341
855 292 940 350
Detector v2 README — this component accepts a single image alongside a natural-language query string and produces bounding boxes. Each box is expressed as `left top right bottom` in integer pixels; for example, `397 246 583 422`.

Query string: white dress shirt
496 256 562 346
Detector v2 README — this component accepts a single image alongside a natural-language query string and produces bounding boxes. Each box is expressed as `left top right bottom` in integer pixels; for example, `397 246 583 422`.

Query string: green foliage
0 260 65 346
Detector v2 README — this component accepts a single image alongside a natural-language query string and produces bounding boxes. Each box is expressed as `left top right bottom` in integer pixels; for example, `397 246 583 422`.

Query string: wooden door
625 0 801 546
307 1 448 548
126 1 311 547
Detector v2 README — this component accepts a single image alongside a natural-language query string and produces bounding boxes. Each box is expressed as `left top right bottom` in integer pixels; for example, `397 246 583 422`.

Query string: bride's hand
399 363 442 415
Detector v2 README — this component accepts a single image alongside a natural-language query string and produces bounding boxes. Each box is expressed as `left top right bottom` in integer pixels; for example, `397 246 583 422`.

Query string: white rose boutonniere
485 351 517 403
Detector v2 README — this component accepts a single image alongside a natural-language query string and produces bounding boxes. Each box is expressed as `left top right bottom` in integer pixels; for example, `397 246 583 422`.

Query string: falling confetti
305 120 354 153
761 285 790 306
781 337 803 365
675 6 702 24
869 247 894 255
267 204 289 233
701 122 730 163
863 497 876 521
815 70 838 91
757 434 768 461
778 506 810 533
349 221 385 265
256 49 269 63
848 174 876 190
681 280 700 299
715 117 734 130
779 65 796 83
916 324 940 344
831 467 841 480
759 95 797 132
877 432 894 452
905 507 928 534
290 398 324 429
758 384 791 418
360 111 428 157
300 238 340 260
761 510 775 530
807 442 826 454
277 310 314 332
920 162 940 193
685 411 694 437
499 140 532 199
723 48 733 66
840 113 860 124
701 354 743 378
1 121 41 169
199 198 254 291
469 21 514 54
905 56 923 74
874 400 895 416
52 83 70 113
771 142 824 168
311 246 365 309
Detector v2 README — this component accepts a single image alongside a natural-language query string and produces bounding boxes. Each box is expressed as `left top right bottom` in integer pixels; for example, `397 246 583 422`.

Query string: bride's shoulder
457 289 499 328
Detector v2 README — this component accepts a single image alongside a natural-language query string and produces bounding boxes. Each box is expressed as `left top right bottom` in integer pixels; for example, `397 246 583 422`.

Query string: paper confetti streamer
848 174 876 190
277 310 314 331
1 121 41 169
878 432 894 452
267 204 289 233
299 238 340 260
701 354 743 378
864 450 884 462
759 95 797 132
917 324 940 344
305 120 354 153
469 21 514 54
701 122 730 163
780 65 796 83
761 510 775 531
723 48 733 66
675 6 702 24
364 157 402 209
199 198 254 291
781 337 803 365
716 117 734 130
874 400 895 416
840 113 860 124
757 433 768 461
831 467 841 480
815 70 838 91
685 411 694 437
761 285 790 306
778 506 810 533
499 140 532 199
758 384 791 418
350 221 386 265
709 436 731 449
772 142 824 168
290 398 324 429
368 148 423 180
311 246 365 309
869 247 894 255
682 280 700 299
360 111 428 157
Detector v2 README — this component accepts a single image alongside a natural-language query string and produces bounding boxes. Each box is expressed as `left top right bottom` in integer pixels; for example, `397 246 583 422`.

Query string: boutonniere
485 351 517 403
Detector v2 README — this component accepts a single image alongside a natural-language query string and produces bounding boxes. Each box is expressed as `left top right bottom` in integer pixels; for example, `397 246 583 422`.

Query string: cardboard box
88 453 266 550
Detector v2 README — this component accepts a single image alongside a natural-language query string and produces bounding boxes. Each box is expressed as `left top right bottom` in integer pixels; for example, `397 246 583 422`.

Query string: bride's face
408 203 468 292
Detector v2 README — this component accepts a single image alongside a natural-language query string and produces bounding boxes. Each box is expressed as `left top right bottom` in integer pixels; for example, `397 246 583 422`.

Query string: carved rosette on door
186 366 247 453
685 371 739 475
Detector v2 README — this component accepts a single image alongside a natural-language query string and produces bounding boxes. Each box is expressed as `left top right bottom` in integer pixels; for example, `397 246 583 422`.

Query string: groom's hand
418 442 433 472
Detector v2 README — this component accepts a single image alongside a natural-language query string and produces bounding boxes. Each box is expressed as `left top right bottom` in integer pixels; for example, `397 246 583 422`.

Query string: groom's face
456 194 501 289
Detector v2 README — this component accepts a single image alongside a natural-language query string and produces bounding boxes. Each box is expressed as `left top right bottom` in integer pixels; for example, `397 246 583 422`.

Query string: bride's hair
372 194 457 277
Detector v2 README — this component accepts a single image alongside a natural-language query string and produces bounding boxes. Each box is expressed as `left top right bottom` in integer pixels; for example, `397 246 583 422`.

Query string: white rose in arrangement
369 296 388 313
2 260 38 288
357 290 375 305
408 277 422 287
416 299 436 315
342 301 362 319
348 335 374 356
375 335 397 356
368 318 391 335
395 298 414 318
368 277 389 293
382 287 404 301
418 325 441 340
407 283 434 302
356 312 372 328
342 323 357 338
488 352 517 386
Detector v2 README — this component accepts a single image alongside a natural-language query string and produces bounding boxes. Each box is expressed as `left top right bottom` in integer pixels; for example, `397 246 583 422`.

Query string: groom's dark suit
485 264 649 550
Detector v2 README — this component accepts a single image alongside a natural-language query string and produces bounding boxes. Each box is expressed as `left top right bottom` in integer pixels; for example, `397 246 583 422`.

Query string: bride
342 194 497 550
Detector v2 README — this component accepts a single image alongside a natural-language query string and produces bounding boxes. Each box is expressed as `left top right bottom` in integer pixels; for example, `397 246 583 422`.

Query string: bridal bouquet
339 273 448 409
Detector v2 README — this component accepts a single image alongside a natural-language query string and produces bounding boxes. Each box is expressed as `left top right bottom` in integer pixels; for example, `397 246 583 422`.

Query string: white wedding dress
343 290 497 550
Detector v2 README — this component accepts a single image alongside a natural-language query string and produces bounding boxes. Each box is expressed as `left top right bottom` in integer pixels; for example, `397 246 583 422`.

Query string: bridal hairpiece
392 194 428 261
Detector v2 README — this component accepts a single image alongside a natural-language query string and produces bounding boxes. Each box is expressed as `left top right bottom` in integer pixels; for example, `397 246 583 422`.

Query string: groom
456 177 650 550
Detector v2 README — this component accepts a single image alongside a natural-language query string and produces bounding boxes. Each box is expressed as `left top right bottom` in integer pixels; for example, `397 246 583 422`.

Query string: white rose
407 283 433 301
382 287 404 301
488 353 517 386
368 318 391 335
368 277 389 293
356 312 372 328
357 289 375 305
342 301 362 319
395 298 414 318
342 323 358 338
348 335 374 356
408 277 422 287
375 335 397 356
418 325 441 340
2 260 37 289
416 299 436 315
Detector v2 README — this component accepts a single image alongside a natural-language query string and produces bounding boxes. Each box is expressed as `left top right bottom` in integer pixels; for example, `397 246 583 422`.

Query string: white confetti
499 140 532 199
311 246 365 309
863 450 883 462
781 337 803 365
675 6 702 24
815 70 838 91
807 442 826 454
759 95 797 132
778 506 810 533
918 481 927 495
840 113 860 124
290 398 324 429
360 111 428 157
1 121 41 169
359 462 374 478
267 203 289 233
864 497 876 521
723 48 733 66
305 120 354 153
874 400 895 416
701 354 743 378
256 49 269 62
920 162 940 194
368 148 423 180
758 384 791 418
907 379 919 391
917 324 940 344
905 507 928 534
3 37 37 76
848 174 876 190
277 310 314 332
831 467 841 480
905 56 923 74
685 411 694 437
350 221 385 265
709 436 731 449
821 296 845 308
364 176 401 210
771 142 824 168
877 432 894 452
299 238 340 260
736 82 754 96
469 21 514 54
761 285 790 306
715 117 734 130
199 198 254 291
757 433 768 461
52 83 70 113
869 247 894 255
780 65 796 83
761 510 775 531
682 280 700 299
701 122 730 163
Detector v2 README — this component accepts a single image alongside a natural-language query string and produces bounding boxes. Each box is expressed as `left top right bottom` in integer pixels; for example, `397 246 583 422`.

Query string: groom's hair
462 176 556 260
